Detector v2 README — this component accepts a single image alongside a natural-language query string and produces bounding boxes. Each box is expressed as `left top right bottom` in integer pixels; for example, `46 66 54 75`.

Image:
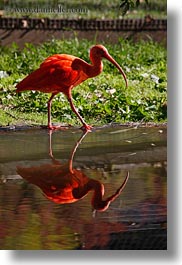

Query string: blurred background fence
0 0 167 47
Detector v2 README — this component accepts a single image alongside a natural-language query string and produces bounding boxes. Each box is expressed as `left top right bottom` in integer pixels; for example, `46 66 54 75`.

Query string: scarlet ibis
17 131 129 212
16 45 127 131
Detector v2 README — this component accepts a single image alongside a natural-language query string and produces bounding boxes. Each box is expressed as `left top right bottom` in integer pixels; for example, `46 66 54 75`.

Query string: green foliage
0 38 167 127
120 0 149 16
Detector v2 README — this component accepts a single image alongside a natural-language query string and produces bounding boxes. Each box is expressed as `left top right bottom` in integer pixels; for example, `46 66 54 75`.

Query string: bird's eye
96 49 105 57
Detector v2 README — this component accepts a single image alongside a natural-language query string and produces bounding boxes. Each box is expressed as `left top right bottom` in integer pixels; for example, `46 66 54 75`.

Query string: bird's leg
48 130 61 165
47 93 67 130
47 93 56 130
67 95 92 131
68 130 89 173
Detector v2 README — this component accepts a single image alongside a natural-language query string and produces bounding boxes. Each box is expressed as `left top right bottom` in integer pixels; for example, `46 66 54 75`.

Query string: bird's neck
87 179 105 205
72 57 103 78
88 56 103 77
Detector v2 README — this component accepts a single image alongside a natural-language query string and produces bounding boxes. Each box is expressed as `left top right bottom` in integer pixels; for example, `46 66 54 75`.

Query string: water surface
0 125 167 250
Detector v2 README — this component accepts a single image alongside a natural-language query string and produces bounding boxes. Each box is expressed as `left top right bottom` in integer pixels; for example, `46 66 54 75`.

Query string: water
0 125 167 250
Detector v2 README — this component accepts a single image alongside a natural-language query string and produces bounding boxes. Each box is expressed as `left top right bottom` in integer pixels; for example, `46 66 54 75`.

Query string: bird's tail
15 66 44 92
16 77 31 92
16 76 33 92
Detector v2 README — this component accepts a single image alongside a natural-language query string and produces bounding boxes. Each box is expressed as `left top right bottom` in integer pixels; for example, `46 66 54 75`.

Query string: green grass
0 38 167 127
0 0 167 19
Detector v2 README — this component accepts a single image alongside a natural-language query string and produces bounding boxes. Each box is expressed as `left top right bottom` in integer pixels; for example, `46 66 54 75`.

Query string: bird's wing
16 54 84 94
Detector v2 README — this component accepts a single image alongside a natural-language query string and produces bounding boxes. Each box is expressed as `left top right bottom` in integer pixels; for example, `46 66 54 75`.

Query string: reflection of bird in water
17 131 129 212
16 45 127 131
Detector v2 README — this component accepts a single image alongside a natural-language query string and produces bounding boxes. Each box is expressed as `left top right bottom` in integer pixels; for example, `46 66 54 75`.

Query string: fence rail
0 17 167 31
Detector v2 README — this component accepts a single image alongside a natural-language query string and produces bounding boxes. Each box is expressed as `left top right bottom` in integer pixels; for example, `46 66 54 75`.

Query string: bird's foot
80 124 93 132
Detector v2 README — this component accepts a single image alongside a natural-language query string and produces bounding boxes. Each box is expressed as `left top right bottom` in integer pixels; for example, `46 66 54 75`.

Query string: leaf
119 0 127 8
136 0 140 7
119 0 130 16
104 104 112 115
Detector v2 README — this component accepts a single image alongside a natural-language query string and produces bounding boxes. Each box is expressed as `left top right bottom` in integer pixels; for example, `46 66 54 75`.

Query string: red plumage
16 54 87 95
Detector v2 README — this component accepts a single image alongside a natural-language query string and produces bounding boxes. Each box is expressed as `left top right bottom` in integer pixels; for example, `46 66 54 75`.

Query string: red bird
16 45 127 131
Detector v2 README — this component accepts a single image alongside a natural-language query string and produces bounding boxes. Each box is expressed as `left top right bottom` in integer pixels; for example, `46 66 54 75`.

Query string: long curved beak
104 53 128 88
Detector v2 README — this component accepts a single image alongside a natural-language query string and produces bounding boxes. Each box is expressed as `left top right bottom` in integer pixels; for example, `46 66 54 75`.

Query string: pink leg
47 93 66 130
47 93 56 130
67 96 92 131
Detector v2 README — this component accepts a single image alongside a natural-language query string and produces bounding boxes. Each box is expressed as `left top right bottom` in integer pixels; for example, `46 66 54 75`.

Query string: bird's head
90 45 128 87
89 172 129 212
